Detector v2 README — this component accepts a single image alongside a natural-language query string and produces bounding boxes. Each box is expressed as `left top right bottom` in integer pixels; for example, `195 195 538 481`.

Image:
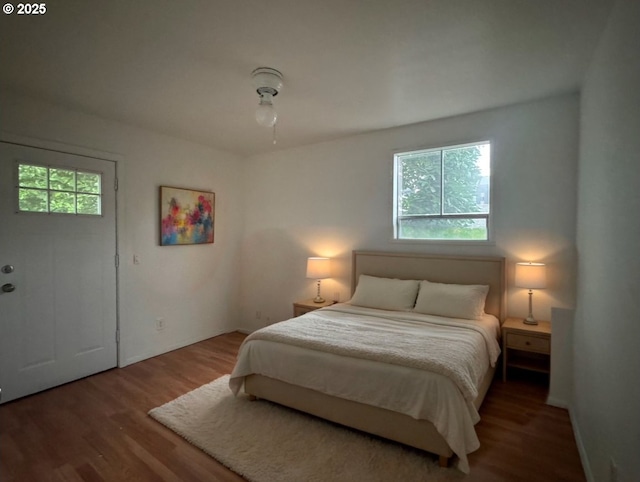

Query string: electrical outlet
333 291 341 302
256 310 261 320
266 316 271 325
156 317 165 331
133 254 140 265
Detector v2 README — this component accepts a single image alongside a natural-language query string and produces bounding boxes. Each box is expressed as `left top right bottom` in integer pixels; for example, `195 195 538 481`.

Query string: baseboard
569 406 594 482
120 329 231 367
546 396 569 409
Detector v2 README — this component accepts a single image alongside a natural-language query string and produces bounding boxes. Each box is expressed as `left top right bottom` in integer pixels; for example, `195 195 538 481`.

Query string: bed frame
245 250 506 467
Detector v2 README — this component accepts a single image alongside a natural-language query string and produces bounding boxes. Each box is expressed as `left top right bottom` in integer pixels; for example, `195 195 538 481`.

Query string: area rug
149 375 464 482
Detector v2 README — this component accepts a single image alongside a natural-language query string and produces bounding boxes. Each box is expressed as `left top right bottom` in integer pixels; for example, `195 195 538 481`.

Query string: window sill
390 238 496 247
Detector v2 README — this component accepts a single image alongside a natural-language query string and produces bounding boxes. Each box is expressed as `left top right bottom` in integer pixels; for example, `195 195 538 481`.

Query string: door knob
1 283 15 293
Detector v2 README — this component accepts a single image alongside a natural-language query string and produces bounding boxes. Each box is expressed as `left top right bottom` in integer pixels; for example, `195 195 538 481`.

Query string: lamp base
313 279 325 303
523 290 538 325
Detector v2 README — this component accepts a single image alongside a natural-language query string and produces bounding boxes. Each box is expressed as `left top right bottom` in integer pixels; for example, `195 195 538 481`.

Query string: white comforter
229 304 501 473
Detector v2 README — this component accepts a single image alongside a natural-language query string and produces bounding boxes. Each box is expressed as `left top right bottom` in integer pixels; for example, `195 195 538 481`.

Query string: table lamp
306 257 331 303
515 262 546 325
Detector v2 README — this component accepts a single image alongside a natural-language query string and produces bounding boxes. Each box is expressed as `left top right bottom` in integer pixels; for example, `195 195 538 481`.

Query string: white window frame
392 140 492 243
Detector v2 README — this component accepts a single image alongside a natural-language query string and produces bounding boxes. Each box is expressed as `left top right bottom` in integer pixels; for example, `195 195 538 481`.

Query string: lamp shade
515 262 546 289
306 257 330 279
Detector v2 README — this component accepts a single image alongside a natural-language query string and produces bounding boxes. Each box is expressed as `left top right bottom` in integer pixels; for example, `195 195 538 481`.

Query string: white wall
548 307 574 408
0 90 585 386
575 0 640 480
239 94 579 332
0 91 245 366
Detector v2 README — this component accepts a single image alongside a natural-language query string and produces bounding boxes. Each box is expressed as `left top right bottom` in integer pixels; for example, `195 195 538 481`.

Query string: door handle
2 283 15 293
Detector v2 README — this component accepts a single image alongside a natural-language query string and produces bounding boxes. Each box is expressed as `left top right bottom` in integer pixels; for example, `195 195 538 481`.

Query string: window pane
49 168 76 192
77 172 101 194
394 141 491 241
398 151 441 216
399 217 488 240
442 143 490 215
77 194 101 215
19 188 48 212
50 191 76 213
17 164 103 216
19 164 48 189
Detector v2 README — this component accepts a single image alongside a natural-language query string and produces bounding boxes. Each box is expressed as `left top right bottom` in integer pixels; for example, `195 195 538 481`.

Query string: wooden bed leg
438 455 450 468
247 394 257 401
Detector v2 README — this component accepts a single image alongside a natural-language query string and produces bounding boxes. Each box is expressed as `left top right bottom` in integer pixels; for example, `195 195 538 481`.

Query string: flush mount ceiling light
252 67 283 143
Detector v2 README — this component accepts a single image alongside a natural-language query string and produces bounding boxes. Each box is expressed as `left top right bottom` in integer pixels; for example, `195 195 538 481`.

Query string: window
17 163 102 215
393 141 491 241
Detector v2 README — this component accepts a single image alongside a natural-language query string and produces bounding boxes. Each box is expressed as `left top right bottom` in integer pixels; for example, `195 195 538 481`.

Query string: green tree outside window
17 163 102 216
395 142 490 240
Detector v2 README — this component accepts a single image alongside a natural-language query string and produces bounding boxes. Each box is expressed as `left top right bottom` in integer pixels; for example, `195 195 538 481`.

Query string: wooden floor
0 332 585 481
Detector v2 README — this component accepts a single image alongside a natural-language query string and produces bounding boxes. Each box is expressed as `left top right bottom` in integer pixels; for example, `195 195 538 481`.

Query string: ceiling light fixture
251 67 283 144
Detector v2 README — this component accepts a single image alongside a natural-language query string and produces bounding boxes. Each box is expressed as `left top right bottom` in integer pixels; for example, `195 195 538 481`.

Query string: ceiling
0 0 613 157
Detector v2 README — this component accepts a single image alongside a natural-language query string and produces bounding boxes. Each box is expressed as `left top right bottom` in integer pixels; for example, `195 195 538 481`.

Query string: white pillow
413 280 489 320
349 275 420 311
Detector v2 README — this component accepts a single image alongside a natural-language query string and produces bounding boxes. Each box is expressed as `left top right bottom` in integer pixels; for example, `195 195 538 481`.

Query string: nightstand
293 299 335 317
502 317 551 382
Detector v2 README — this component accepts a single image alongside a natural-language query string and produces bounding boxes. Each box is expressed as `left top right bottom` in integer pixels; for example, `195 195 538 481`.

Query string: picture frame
160 186 215 246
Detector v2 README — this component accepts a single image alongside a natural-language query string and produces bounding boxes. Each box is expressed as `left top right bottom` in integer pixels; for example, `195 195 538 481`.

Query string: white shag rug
149 375 464 482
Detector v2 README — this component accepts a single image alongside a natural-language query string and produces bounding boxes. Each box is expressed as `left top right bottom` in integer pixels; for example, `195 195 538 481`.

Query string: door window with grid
17 163 102 215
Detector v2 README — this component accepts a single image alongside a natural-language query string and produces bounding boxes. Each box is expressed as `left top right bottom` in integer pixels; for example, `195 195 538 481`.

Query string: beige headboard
351 250 506 322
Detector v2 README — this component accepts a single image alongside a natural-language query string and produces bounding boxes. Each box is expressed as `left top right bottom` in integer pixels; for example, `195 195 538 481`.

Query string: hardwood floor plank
470 376 585 481
0 331 584 481
73 461 105 482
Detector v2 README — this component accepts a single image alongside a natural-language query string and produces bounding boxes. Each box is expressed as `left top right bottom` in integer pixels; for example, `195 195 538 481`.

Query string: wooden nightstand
293 299 335 317
502 317 551 382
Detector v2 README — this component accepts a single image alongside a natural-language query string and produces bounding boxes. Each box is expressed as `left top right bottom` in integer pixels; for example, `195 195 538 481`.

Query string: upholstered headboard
351 250 506 322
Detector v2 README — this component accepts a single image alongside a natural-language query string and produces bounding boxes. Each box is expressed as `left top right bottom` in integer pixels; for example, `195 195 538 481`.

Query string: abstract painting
160 186 215 246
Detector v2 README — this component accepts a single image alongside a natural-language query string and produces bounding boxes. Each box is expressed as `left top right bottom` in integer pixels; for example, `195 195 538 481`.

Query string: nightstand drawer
507 333 550 353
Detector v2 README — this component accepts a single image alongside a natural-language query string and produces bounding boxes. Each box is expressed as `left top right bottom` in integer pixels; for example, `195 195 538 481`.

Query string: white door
0 142 118 403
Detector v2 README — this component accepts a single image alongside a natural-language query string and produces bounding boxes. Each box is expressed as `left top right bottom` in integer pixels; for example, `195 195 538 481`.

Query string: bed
230 251 506 473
